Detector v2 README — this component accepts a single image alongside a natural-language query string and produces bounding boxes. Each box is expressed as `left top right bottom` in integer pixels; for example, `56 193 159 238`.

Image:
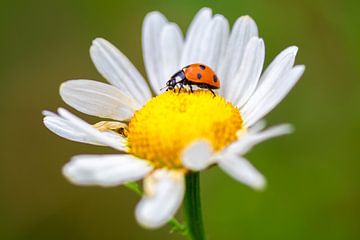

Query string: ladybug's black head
164 70 186 90
166 78 177 89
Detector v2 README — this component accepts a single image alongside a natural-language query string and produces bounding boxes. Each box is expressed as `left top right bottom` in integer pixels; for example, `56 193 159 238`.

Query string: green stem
184 172 206 240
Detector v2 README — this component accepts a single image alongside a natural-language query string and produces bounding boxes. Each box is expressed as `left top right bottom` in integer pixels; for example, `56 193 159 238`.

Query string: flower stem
184 172 206 240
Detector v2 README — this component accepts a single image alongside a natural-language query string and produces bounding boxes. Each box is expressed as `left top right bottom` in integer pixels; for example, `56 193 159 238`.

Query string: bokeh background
1 0 359 239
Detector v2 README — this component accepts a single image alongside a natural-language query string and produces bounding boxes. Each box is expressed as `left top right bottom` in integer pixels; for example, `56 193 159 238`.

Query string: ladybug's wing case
183 64 220 89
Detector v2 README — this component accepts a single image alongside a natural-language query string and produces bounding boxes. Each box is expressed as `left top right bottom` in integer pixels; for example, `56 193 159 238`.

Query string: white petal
218 155 266 190
226 37 265 106
63 154 152 187
248 119 267 134
193 14 229 71
258 46 298 85
135 169 185 229
43 111 126 149
90 38 152 106
142 12 169 95
224 124 293 155
181 139 215 171
142 14 184 95
219 15 258 96
60 80 137 121
42 110 57 117
181 8 212 66
243 65 305 127
44 114 100 145
241 46 299 125
159 23 184 87
57 108 127 151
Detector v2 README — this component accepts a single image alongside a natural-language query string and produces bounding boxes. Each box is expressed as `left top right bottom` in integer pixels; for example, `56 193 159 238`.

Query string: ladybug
164 63 220 96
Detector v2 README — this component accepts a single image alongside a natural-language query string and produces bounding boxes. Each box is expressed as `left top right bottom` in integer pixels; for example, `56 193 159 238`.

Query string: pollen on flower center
128 90 243 169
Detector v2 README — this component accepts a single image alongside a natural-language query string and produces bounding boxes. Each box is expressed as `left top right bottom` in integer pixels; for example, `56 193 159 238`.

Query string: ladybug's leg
182 79 191 94
178 83 184 94
208 88 216 97
189 84 193 93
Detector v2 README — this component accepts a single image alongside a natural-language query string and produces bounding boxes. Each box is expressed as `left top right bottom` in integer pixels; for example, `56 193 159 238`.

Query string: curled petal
181 139 215 171
56 108 127 151
42 110 127 150
135 169 185 228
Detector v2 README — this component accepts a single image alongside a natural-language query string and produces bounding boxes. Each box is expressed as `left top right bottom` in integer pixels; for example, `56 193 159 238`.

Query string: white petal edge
181 139 215 171
63 154 152 187
135 169 185 229
90 38 152 106
159 23 184 89
142 12 168 95
180 8 212 66
60 80 137 121
43 110 126 149
243 65 305 127
219 15 258 96
194 14 229 71
43 113 101 145
224 124 294 156
240 46 299 125
247 119 267 134
226 37 265 106
218 155 266 190
56 108 127 151
258 46 298 86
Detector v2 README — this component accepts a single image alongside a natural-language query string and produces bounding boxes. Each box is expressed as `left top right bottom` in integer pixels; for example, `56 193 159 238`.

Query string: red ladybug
165 63 220 96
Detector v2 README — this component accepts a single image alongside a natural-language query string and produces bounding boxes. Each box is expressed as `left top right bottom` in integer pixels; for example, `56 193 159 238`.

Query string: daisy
43 7 304 235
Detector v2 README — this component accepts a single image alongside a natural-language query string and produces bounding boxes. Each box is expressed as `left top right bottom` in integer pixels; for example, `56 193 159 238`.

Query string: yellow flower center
127 90 243 169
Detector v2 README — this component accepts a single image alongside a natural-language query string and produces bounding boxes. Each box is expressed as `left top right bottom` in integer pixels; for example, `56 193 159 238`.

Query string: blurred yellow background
0 0 359 239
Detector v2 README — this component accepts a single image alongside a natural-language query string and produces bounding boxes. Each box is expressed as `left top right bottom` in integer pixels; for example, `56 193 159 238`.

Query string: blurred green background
0 0 359 239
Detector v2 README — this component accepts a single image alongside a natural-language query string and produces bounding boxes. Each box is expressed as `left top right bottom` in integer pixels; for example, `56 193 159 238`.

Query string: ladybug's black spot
197 73 202 79
213 75 218 82
199 64 206 70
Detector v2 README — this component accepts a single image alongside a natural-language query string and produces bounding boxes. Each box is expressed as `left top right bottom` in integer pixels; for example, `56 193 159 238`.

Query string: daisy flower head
43 8 304 229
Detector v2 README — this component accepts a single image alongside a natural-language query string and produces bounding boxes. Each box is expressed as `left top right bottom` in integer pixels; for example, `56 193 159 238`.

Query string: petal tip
288 46 299 56
294 64 306 73
240 15 256 23
92 37 104 45
144 11 166 23
198 7 212 15
253 178 267 191
62 161 78 184
135 206 164 229
42 110 54 117
284 124 295 134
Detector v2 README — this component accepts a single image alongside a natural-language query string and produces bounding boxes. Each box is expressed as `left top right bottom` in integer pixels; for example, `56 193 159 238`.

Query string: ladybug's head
164 70 186 89
160 77 176 91
166 78 177 89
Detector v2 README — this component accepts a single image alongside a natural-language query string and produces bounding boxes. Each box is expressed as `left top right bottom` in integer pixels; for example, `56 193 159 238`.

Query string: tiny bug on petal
164 63 220 96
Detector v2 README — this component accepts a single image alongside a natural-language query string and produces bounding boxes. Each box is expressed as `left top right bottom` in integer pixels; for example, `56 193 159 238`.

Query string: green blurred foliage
0 0 359 239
